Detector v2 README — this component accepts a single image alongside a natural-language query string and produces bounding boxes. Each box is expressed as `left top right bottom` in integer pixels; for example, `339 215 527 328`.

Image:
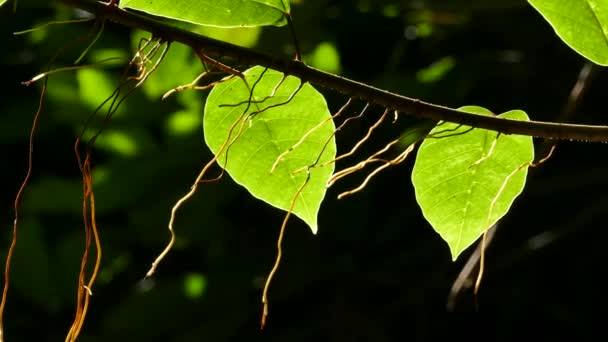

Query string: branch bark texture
59 0 608 142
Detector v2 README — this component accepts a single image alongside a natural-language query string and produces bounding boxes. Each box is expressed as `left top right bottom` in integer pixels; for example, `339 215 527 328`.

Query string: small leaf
204 66 336 233
412 106 534 260
528 0 608 66
0 0 8 8
120 0 290 28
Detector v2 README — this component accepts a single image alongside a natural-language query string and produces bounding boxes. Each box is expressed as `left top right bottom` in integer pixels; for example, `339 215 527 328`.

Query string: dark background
1 0 607 341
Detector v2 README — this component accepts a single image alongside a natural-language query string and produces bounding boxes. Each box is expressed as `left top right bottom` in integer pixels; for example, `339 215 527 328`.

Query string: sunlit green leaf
0 0 7 8
120 0 290 28
189 25 261 48
412 106 534 259
306 42 342 74
416 56 455 83
204 66 336 233
184 273 207 299
166 109 201 136
528 0 608 65
77 68 126 115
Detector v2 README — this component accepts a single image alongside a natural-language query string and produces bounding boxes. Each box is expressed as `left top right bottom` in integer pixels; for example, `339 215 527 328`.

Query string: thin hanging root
474 144 556 295
161 70 226 100
21 57 126 86
74 19 104 65
328 134 401 187
261 171 311 329
470 133 500 168
65 38 165 340
331 108 390 166
337 143 416 199
196 50 244 79
13 17 95 35
292 102 372 176
446 224 497 312
220 74 288 109
135 40 170 88
271 98 353 173
428 125 475 139
147 109 252 278
0 80 46 342
247 80 304 120
65 152 102 342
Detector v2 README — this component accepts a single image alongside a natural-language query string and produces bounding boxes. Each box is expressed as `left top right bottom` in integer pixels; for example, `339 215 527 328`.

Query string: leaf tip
309 223 318 235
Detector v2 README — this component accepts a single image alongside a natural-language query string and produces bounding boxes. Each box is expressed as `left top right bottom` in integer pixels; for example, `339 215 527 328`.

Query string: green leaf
0 0 8 8
305 42 342 74
204 66 336 233
120 0 290 28
411 106 534 260
528 0 608 66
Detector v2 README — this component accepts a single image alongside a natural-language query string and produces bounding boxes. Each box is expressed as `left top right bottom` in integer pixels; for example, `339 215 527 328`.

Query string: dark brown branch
58 0 608 142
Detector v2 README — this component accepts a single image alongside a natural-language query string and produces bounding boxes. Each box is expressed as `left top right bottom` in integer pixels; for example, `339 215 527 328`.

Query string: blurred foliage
0 0 607 341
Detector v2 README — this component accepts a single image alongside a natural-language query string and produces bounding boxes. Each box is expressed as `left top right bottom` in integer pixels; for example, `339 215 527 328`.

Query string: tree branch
59 0 608 142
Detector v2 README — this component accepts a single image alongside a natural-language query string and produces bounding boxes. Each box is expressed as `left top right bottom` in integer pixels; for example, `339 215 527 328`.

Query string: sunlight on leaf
204 66 336 233
416 56 454 83
528 0 608 65
120 0 290 28
412 106 534 260
77 68 126 115
82 128 157 157
87 48 129 66
166 110 201 136
183 273 207 299
96 130 139 156
306 42 342 74
190 25 261 48
0 0 7 8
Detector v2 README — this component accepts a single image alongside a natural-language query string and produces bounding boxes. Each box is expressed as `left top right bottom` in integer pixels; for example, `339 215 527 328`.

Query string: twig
58 0 608 142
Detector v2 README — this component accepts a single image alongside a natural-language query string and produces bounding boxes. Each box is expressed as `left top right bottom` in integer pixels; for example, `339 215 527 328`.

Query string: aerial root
470 133 500 168
334 108 390 164
22 57 125 86
65 152 102 342
261 171 311 329
220 73 287 108
161 70 229 100
65 34 169 341
0 79 47 342
328 132 401 188
147 101 253 278
195 50 244 80
134 40 170 87
474 144 556 296
13 17 95 36
337 143 416 199
271 98 353 173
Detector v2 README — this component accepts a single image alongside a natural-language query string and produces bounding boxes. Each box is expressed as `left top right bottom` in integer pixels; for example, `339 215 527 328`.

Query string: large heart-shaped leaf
528 0 608 66
412 106 534 260
204 66 335 233
120 0 290 28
